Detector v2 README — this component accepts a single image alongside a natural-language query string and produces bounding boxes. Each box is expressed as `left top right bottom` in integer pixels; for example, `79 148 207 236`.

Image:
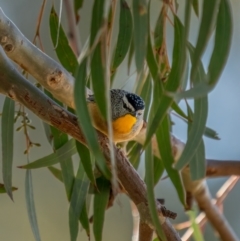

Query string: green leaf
127 37 134 73
69 161 90 241
154 8 164 50
153 156 164 186
175 94 208 171
76 141 95 185
91 43 107 119
189 139 206 180
204 126 220 140
111 0 132 74
171 101 189 120
156 116 186 206
187 209 204 241
191 0 199 17
51 127 74 201
190 0 220 82
48 166 63 182
93 177 110 241
79 202 90 239
145 142 166 241
49 7 78 74
127 142 142 170
175 44 208 172
207 0 233 86
145 16 186 148
90 0 105 46
19 139 77 169
0 183 17 194
74 57 110 178
2 97 15 199
25 170 41 241
132 0 148 72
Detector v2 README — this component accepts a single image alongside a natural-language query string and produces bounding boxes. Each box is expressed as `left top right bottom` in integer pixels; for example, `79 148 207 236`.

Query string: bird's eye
136 111 142 116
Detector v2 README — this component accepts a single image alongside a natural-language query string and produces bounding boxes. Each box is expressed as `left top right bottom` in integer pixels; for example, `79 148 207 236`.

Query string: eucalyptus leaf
49 7 78 74
93 177 111 241
2 97 15 199
19 139 77 169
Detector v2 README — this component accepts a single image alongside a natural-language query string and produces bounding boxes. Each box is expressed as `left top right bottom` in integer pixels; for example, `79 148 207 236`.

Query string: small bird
87 89 145 142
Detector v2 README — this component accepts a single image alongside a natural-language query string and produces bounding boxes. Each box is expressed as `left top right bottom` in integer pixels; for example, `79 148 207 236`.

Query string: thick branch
0 46 180 241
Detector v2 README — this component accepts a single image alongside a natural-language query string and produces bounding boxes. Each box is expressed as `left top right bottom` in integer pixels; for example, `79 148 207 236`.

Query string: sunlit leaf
93 177 110 241
2 97 15 199
49 7 78 74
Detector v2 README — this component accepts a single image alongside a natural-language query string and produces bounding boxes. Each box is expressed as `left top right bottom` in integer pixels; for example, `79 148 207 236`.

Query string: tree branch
206 159 240 177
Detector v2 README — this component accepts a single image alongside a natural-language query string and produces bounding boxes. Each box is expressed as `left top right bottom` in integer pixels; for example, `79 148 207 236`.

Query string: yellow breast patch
112 114 136 134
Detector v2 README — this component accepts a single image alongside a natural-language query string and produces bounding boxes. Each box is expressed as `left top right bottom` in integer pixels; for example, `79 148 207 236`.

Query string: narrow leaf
111 0 132 74
189 139 206 180
25 170 41 241
91 43 107 119
2 97 15 199
19 139 77 169
132 0 148 72
190 0 220 81
207 0 233 86
74 57 110 178
153 156 164 186
74 0 84 23
191 0 199 17
93 177 110 241
90 0 105 46
187 210 204 241
79 202 90 239
49 7 78 74
69 161 90 241
156 116 186 206
145 16 186 147
76 141 95 185
48 166 63 182
51 127 75 201
145 142 166 240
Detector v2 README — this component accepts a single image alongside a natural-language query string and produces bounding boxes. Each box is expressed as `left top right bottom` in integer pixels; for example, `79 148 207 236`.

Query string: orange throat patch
112 114 136 134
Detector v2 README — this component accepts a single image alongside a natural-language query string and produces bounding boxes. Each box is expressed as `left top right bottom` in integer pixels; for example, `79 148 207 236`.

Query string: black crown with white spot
126 93 145 111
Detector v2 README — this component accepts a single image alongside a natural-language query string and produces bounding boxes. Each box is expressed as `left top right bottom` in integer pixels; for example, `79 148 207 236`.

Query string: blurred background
0 0 239 240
